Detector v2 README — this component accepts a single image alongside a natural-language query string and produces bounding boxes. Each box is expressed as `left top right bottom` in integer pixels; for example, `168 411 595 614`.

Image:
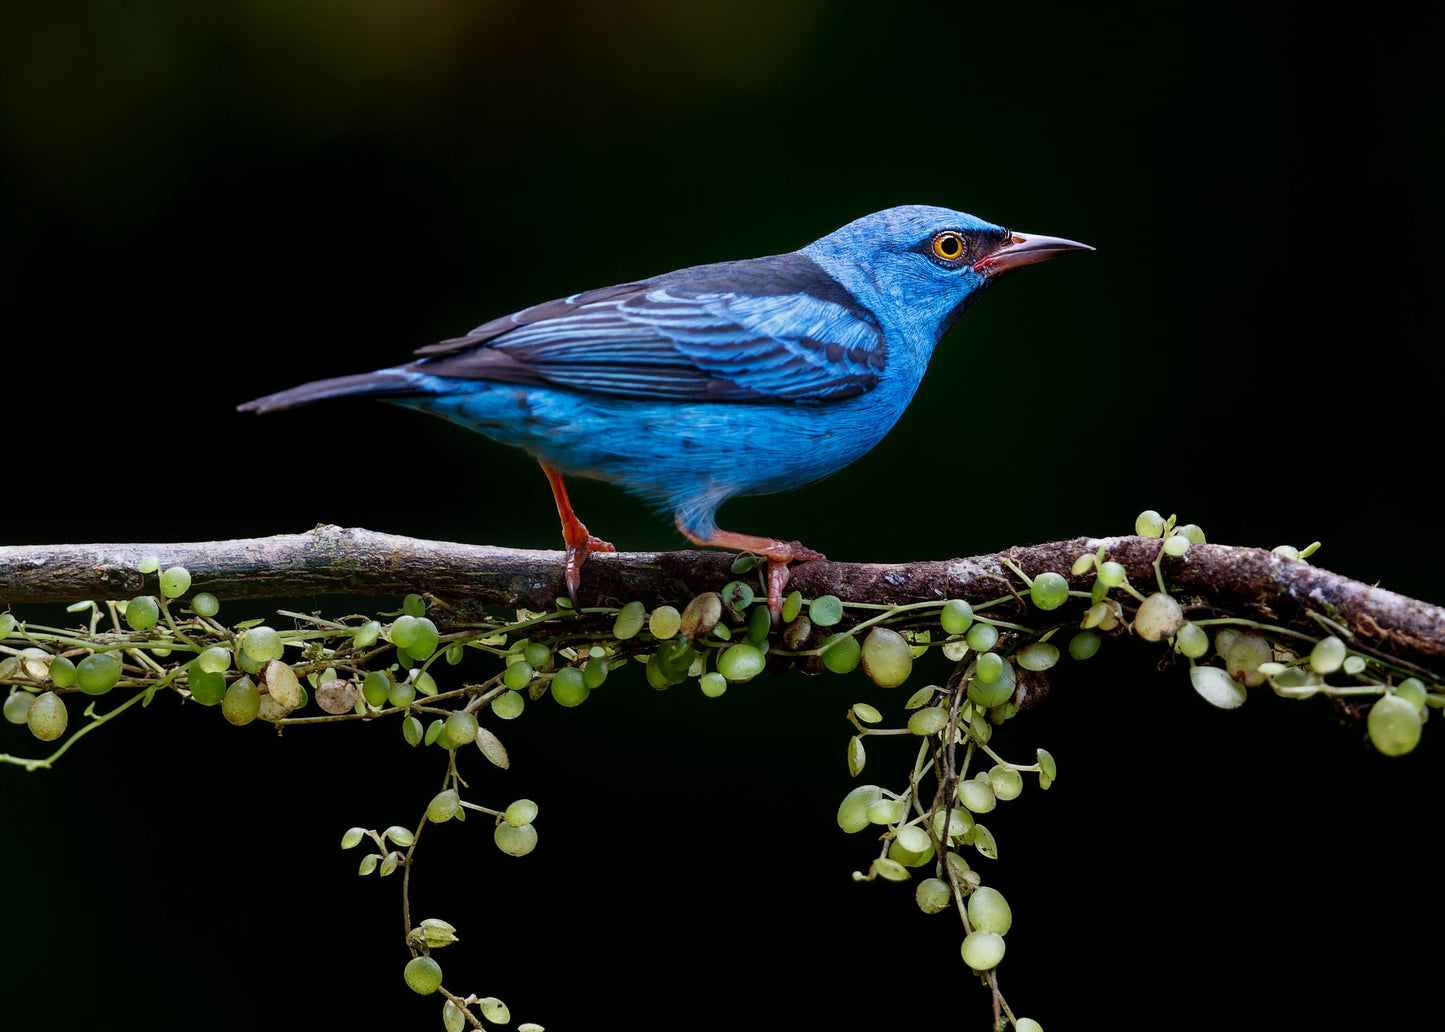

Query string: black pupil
939 234 960 257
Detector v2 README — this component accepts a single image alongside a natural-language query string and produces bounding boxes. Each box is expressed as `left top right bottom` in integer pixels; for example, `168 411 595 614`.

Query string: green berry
1310 636 1347 675
836 784 882 833
388 680 416 709
968 885 1013 934
26 691 67 741
389 615 420 648
940 599 974 635
240 626 283 664
478 998 510 1024
648 605 682 639
989 765 1024 801
1096 560 1126 587
4 691 34 725
699 671 727 698
1175 622 1209 658
613 601 646 639
1068 630 1102 661
190 592 220 618
75 653 123 695
851 702 883 723
222 676 260 725
583 656 608 689
907 706 949 736
362 670 391 708
1135 510 1166 537
402 715 424 746
1162 534 1191 557
427 789 460 823
717 643 766 682
1029 572 1070 610
1177 523 1206 543
1016 643 1058 671
437 710 479 750
865 797 905 825
504 799 538 827
523 642 551 669
916 877 952 914
390 615 440 658
125 596 160 632
1395 678 1428 709
403 956 443 995
503 659 534 691
968 661 1015 709
890 824 934 867
494 821 538 857
197 646 231 674
819 633 860 674
957 778 996 813
860 627 912 687
1368 693 1422 756
551 666 589 707
965 623 998 652
492 690 524 719
47 656 77 688
188 666 226 706
158 566 192 599
934 808 972 842
809 595 844 627
960 930 1006 971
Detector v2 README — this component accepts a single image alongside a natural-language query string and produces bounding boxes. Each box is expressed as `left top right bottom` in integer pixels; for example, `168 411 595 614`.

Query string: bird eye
931 231 967 263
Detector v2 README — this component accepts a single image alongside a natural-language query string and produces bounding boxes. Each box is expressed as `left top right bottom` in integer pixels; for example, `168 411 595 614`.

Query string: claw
542 462 612 604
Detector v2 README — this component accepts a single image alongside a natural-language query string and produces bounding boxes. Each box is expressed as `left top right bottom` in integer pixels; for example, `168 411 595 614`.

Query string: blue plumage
240 205 1090 609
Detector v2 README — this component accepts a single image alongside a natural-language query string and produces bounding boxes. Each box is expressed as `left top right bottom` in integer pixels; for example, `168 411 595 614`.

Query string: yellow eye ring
931 231 966 263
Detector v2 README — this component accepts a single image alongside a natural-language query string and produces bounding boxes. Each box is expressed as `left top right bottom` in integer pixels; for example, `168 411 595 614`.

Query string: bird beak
973 231 1094 276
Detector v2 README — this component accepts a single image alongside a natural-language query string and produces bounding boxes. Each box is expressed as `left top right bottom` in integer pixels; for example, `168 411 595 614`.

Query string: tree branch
3 526 1441 680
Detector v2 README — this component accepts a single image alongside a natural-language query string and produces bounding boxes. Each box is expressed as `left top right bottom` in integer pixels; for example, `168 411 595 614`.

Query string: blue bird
239 205 1090 612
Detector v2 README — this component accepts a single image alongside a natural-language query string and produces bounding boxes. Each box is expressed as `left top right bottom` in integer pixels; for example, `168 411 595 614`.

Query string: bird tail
236 369 420 414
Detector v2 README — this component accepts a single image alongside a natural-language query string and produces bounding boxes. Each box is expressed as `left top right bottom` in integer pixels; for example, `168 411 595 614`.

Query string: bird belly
394 380 905 535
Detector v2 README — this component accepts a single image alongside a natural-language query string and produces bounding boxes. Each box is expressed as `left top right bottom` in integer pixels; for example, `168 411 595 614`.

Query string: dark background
2 3 1440 1030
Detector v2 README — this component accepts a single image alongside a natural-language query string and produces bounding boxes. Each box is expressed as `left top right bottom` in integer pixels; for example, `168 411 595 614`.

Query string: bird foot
561 533 614 605
542 461 615 605
672 516 825 622
755 541 826 623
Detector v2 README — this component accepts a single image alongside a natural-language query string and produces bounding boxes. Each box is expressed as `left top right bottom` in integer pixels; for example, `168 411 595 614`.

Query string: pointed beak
973 231 1094 276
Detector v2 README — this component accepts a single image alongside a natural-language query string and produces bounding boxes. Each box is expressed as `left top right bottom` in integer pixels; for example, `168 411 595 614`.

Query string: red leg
541 462 614 604
674 518 824 619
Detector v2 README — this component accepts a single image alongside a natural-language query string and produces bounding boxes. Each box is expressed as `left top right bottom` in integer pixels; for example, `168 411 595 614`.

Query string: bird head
800 204 1091 348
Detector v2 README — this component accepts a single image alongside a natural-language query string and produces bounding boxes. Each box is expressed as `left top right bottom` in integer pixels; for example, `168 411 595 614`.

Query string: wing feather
408 254 885 403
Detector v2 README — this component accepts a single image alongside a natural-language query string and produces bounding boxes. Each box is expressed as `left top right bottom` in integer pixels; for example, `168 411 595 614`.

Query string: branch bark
3 526 1442 680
